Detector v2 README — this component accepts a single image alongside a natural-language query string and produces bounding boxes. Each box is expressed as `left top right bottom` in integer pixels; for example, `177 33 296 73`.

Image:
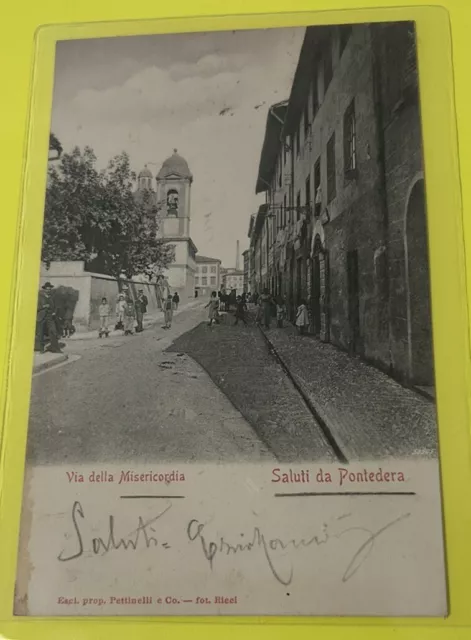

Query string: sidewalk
67 299 202 341
260 323 438 460
33 351 68 374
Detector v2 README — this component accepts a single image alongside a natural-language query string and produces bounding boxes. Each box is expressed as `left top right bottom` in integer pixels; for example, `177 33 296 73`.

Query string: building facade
222 268 245 294
195 255 221 296
135 150 197 301
250 23 432 386
242 249 250 293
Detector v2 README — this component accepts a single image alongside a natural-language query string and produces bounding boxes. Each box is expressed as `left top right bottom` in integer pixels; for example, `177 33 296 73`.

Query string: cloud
51 28 304 264
66 55 285 127
169 52 251 81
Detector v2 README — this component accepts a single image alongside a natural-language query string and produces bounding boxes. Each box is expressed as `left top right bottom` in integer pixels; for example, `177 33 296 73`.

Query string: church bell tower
156 149 193 238
154 150 197 300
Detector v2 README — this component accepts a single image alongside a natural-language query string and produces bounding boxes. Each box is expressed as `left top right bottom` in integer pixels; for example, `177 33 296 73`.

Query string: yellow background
1 1 470 638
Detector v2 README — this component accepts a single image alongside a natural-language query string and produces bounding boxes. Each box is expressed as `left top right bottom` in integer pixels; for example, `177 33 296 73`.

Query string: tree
42 146 175 280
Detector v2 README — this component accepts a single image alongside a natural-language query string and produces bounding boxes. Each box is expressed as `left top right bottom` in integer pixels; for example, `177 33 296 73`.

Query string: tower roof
138 165 153 178
157 149 193 181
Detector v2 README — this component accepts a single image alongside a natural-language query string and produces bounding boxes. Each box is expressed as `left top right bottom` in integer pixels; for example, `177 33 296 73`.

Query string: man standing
172 291 180 311
35 282 61 353
135 289 148 333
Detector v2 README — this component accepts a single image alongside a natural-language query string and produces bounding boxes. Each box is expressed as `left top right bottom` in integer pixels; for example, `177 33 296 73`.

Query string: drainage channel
257 325 349 464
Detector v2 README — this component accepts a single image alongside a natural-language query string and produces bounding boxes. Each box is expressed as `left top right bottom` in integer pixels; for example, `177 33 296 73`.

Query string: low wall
89 276 161 330
40 262 163 331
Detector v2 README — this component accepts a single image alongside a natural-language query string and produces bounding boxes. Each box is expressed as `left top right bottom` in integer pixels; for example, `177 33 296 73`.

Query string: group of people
205 287 310 334
35 281 184 351
99 288 149 337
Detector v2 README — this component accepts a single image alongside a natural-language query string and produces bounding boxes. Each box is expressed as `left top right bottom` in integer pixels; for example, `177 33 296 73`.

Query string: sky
51 27 304 268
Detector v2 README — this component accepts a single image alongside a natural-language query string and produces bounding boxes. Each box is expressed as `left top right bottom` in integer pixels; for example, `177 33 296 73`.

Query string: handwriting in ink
57 501 172 562
186 512 411 586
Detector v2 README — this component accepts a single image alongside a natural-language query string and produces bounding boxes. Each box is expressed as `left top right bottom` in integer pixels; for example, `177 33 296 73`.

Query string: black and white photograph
15 21 447 618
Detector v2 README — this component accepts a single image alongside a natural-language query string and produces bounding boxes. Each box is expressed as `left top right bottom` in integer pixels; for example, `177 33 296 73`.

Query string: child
295 299 310 335
123 299 135 335
115 293 126 330
234 295 248 326
205 291 219 327
276 296 286 328
164 294 173 329
98 297 110 337
172 291 180 311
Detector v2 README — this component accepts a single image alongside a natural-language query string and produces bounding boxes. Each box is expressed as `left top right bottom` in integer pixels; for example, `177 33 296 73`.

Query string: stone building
250 23 432 386
135 150 197 301
222 268 245 295
195 255 221 296
242 249 250 293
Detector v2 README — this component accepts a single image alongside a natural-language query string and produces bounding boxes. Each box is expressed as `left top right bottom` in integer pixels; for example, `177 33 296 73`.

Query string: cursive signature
187 512 411 585
58 501 172 562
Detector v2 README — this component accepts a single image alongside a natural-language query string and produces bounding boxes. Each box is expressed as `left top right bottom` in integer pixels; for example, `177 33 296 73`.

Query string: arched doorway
405 178 434 386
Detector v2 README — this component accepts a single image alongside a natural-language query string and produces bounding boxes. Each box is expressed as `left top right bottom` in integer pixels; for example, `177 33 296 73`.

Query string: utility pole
236 240 240 270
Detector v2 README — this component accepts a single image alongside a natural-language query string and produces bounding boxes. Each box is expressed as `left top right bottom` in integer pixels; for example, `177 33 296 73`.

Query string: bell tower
156 149 193 238
154 150 197 301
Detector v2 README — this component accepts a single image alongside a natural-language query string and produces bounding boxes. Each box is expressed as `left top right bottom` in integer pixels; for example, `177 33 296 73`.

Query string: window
327 133 336 203
305 176 311 215
202 266 208 273
339 25 352 56
210 277 216 285
324 40 333 94
296 191 301 221
210 266 216 273
344 99 357 175
166 189 179 216
283 193 287 228
314 158 321 217
195 276 200 284
202 277 207 286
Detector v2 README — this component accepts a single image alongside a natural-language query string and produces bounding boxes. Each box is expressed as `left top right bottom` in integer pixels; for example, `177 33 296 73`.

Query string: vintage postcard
15 21 447 617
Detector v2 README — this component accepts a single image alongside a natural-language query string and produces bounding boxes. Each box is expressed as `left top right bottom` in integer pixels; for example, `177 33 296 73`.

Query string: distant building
222 268 245 294
195 255 221 296
134 150 197 301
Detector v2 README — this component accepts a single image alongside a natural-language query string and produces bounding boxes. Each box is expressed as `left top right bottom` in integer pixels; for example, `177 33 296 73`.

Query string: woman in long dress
259 288 273 329
295 299 310 335
205 291 219 327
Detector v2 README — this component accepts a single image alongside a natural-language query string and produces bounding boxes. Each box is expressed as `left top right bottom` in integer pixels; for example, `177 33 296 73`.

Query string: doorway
347 249 360 354
312 256 321 335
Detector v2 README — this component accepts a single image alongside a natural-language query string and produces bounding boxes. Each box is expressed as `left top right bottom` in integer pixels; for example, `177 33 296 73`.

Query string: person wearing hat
35 282 61 353
134 289 148 333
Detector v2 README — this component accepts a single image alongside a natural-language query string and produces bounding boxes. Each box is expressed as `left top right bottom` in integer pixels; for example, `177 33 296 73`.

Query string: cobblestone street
261 323 438 460
169 308 438 462
27 303 438 466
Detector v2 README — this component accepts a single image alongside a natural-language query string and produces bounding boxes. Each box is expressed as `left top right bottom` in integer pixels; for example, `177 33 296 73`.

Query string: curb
67 301 204 341
257 325 348 463
33 353 69 374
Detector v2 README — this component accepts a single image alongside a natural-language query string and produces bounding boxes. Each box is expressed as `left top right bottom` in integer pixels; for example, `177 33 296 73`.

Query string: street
26 302 437 466
27 303 271 465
